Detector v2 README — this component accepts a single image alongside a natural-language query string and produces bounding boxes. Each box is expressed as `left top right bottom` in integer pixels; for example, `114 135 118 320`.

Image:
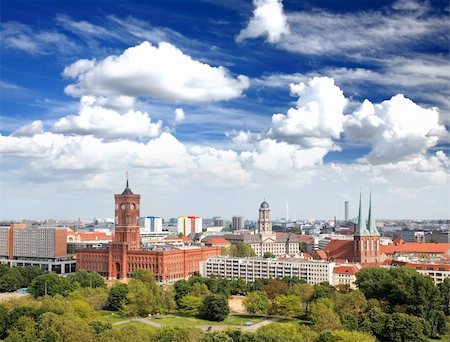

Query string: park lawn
112 321 157 333
150 314 264 327
97 309 128 323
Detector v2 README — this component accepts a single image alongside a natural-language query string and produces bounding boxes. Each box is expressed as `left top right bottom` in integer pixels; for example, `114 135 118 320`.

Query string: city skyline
1 0 449 220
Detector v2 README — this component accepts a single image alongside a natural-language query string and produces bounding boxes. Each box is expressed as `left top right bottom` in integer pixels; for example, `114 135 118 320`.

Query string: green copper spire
354 191 369 236
367 190 380 236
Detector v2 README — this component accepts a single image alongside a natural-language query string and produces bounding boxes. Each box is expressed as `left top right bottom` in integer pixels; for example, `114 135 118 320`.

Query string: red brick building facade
76 182 220 282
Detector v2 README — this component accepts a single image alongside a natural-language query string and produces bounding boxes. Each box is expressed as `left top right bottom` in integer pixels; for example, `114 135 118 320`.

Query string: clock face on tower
121 203 126 210
130 203 135 210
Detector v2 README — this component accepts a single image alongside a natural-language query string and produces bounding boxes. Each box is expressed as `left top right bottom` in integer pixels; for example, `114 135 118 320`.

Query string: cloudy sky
1 0 449 221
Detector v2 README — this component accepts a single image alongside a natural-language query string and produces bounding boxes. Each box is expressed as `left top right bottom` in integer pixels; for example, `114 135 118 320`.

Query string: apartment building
200 256 335 284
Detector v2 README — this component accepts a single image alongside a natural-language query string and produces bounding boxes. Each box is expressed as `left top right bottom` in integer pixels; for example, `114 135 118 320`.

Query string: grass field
112 321 157 333
98 309 128 323
150 313 264 326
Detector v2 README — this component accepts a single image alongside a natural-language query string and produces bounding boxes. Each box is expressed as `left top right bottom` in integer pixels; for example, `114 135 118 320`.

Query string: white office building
142 216 163 233
178 216 202 236
201 256 335 285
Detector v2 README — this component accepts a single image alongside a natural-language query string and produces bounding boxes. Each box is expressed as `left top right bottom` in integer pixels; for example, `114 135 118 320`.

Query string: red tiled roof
392 238 405 246
206 238 230 245
381 243 450 255
333 265 359 275
296 235 314 243
325 240 355 261
68 232 113 241
391 260 450 271
313 250 328 260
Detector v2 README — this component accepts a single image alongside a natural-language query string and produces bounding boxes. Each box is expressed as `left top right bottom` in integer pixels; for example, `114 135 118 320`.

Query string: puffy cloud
236 0 289 43
13 120 44 137
241 139 328 171
268 77 347 148
345 94 446 163
52 96 162 139
174 108 185 122
63 41 249 103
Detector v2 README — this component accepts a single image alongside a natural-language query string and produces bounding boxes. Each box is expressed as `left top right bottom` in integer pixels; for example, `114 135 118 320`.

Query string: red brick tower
108 179 141 279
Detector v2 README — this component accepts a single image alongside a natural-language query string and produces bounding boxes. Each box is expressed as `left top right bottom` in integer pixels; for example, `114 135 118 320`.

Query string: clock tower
108 179 141 279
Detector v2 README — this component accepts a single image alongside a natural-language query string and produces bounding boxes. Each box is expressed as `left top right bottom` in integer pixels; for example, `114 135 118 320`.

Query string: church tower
258 200 272 235
108 179 141 279
354 191 382 264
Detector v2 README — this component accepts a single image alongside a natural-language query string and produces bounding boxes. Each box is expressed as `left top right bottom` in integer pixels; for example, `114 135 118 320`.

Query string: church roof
324 240 355 261
122 180 134 195
367 192 380 236
260 200 269 209
354 192 370 236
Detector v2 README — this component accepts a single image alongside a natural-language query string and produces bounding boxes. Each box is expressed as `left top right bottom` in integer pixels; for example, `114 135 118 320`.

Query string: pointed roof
354 191 370 236
122 179 134 195
367 191 380 236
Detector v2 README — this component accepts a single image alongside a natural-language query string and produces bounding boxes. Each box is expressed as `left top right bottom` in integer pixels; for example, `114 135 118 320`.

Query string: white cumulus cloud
236 0 289 43
52 96 162 139
63 41 249 103
268 77 347 148
345 94 446 163
174 108 185 122
12 120 44 137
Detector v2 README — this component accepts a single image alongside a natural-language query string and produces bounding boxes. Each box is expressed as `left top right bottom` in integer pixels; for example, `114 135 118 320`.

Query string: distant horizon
1 1 448 220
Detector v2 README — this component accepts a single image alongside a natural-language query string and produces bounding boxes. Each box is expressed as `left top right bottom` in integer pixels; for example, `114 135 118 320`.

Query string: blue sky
1 0 449 221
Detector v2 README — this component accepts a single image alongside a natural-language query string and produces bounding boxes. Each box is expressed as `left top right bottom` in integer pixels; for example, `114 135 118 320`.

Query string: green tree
272 294 302 317
223 243 256 257
438 277 450 316
263 278 288 300
154 326 203 342
288 283 314 313
263 252 275 258
5 316 38 342
17 266 43 287
199 295 229 321
309 298 342 333
230 278 249 295
125 279 159 317
174 280 191 307
159 286 177 313
243 291 270 314
70 299 99 320
190 282 211 298
383 312 427 342
180 295 203 315
311 282 337 302
0 267 26 292
67 270 105 288
356 266 445 337
0 305 8 339
255 322 317 342
321 330 376 342
334 290 367 319
28 273 73 298
199 331 233 342
107 282 128 311
69 287 109 310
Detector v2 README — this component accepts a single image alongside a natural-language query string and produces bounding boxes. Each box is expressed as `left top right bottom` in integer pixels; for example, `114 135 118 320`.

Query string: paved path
196 317 279 333
113 316 279 332
112 318 162 328
243 317 278 332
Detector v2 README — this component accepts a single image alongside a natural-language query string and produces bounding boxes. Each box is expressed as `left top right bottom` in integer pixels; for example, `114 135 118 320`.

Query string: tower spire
354 190 368 236
367 189 380 236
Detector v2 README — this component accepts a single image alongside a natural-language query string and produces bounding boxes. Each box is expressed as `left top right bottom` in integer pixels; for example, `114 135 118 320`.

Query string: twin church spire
355 190 380 236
